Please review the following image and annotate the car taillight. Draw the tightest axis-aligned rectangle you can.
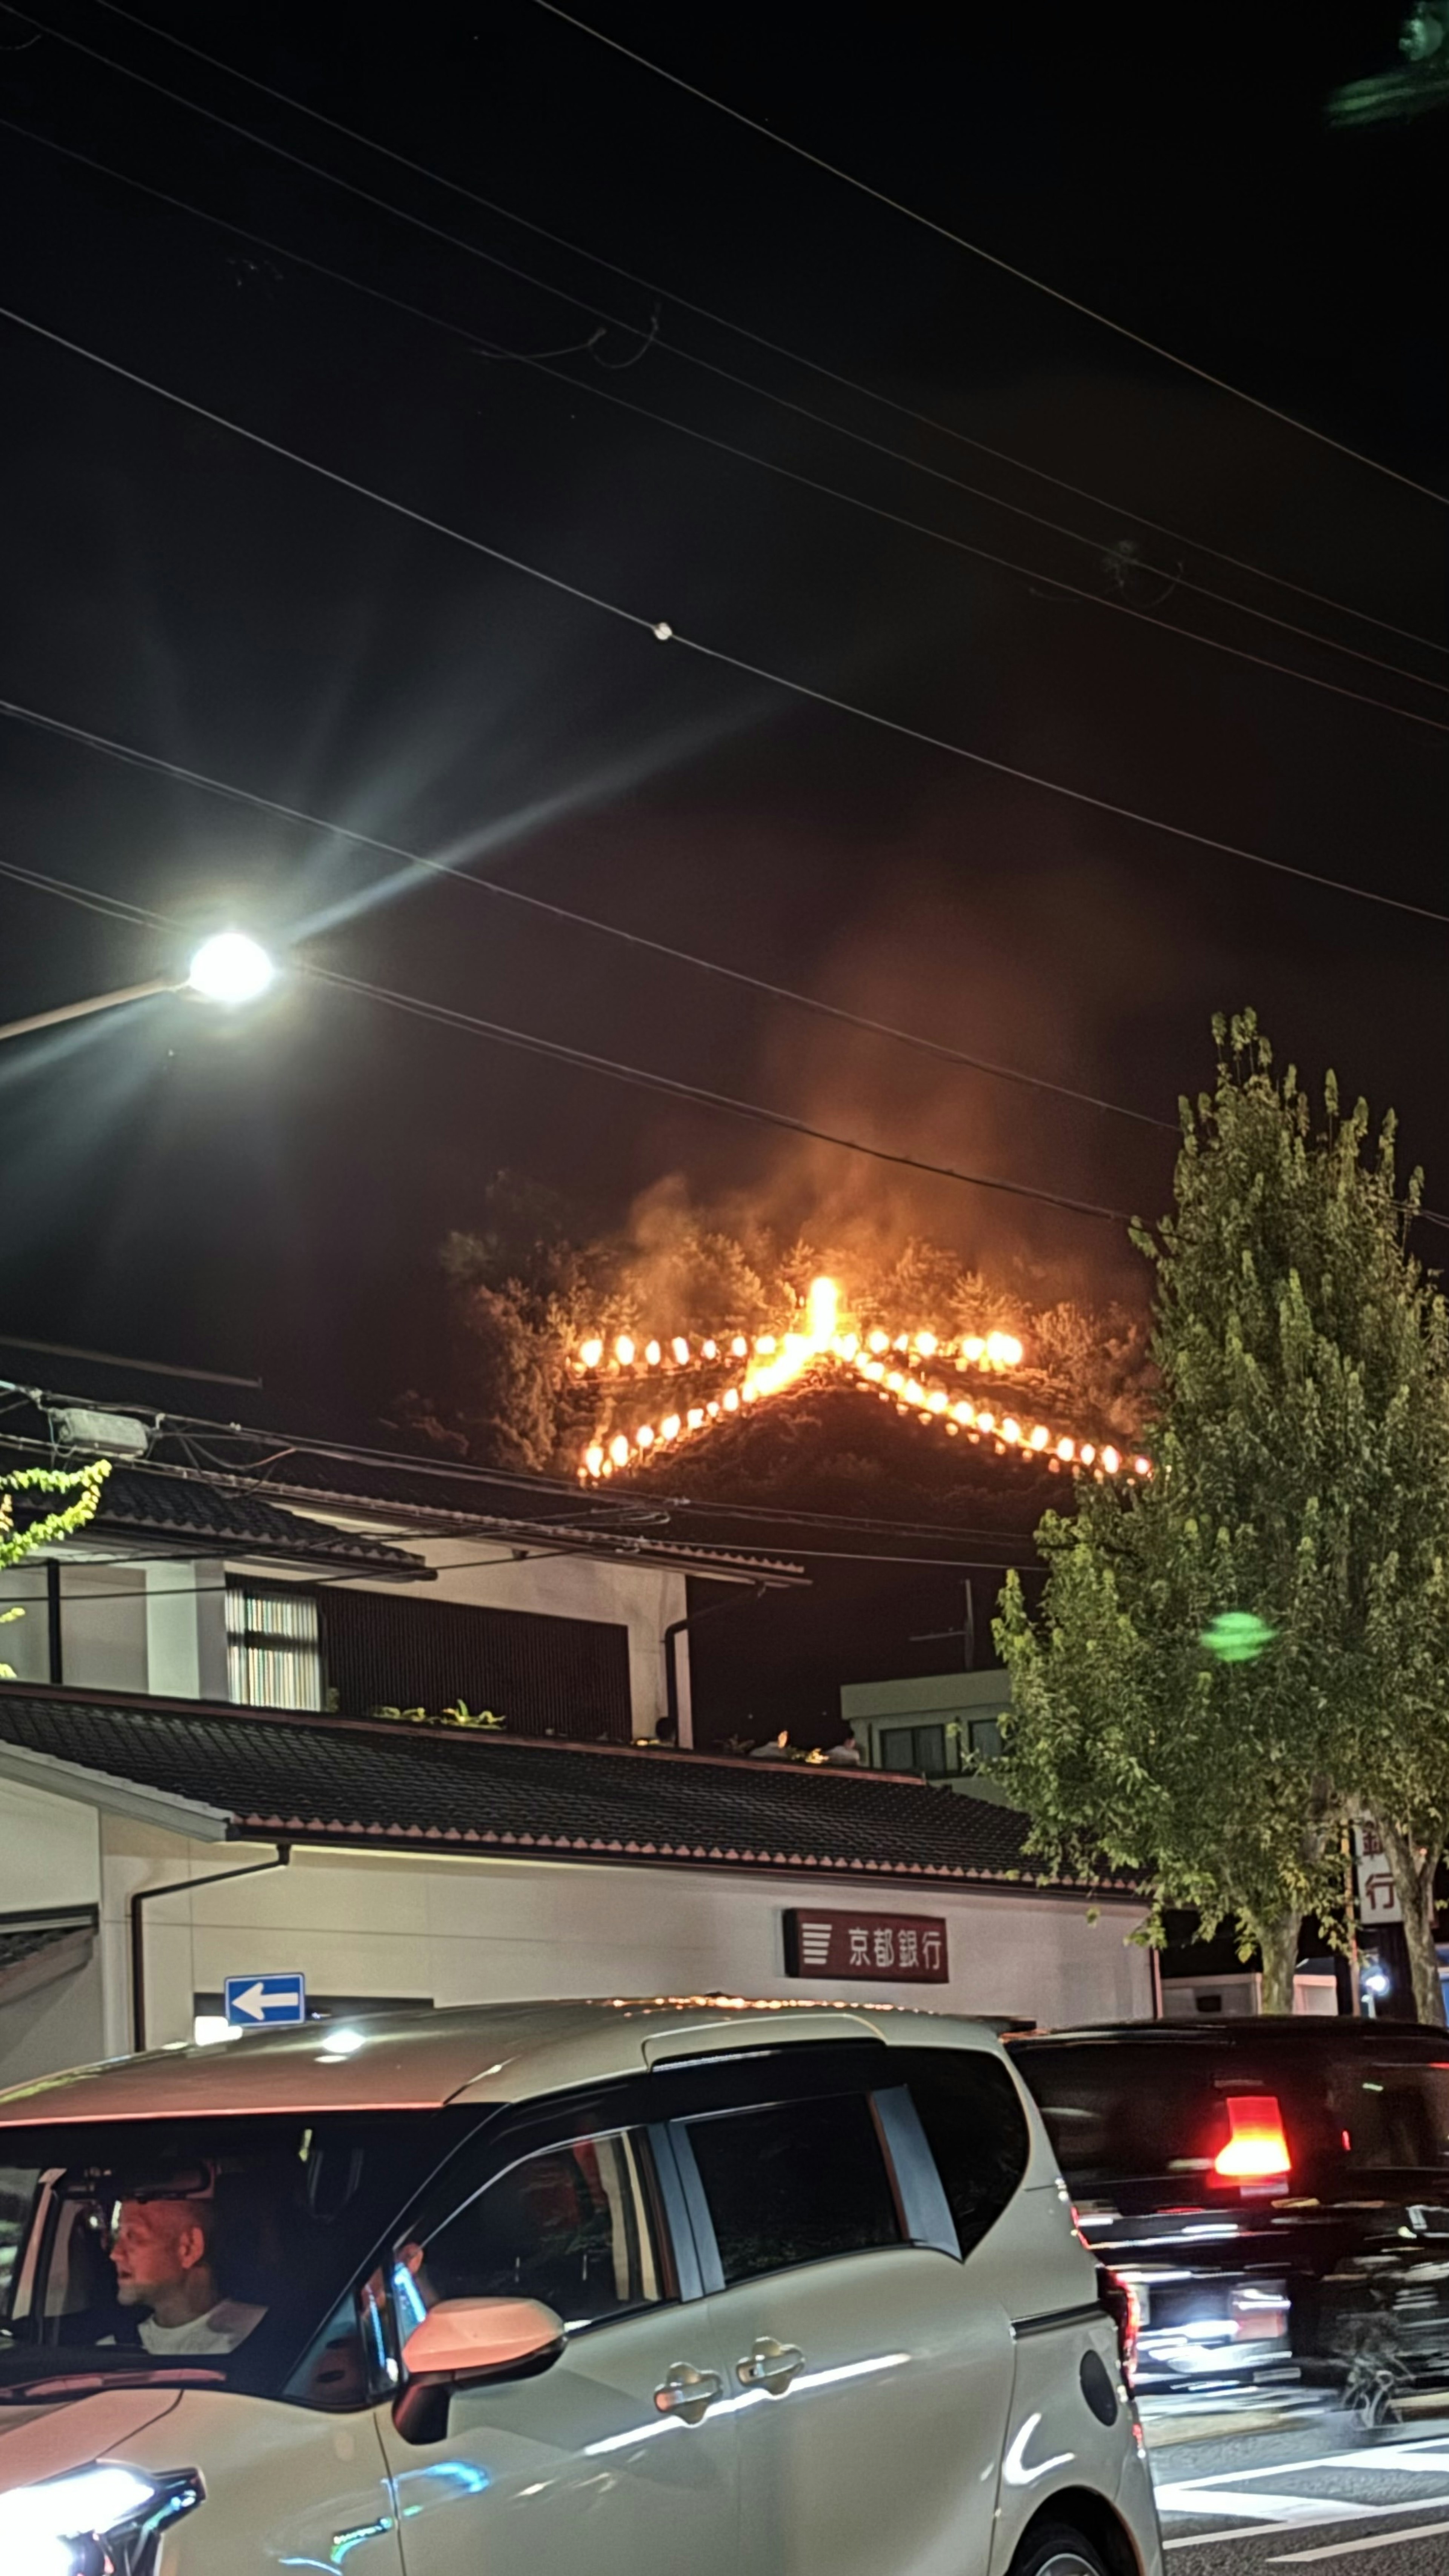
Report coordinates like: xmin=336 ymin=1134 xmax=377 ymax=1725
xmin=1212 ymin=2092 xmax=1291 ymax=2182
xmin=1098 ymin=2265 xmax=1140 ymax=2386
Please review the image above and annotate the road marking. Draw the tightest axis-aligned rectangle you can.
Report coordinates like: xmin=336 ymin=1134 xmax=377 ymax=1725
xmin=1157 ymin=2441 xmax=1449 ymax=2491
xmin=1268 ymin=2519 xmax=1449 ymax=2564
xmin=1314 ymin=2450 xmax=1449 ymax=2477
xmin=1165 ymin=2498 xmax=1449 ymax=2551
xmin=1157 ymin=2489 xmax=1375 ymax=2525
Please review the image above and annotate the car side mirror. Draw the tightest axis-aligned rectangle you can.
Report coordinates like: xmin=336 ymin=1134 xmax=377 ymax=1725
xmin=392 ymin=2296 xmax=566 ymax=2445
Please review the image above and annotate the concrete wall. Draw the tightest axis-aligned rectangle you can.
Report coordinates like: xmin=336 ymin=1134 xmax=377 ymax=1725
xmin=0 ymin=1773 xmax=106 ymax=2083
xmin=102 ymin=1824 xmax=1153 ymax=2064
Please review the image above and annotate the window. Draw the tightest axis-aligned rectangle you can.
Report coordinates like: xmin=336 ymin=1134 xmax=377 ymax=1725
xmin=1320 ymin=2052 xmax=1449 ymax=2171
xmin=964 ymin=1715 xmax=1002 ymax=1765
xmin=227 ymin=1581 xmax=323 ymax=1711
xmin=395 ymin=2132 xmax=664 ymax=2338
xmin=0 ymin=2111 xmax=469 ymax=2405
xmin=1012 ymin=2042 xmax=1233 ymax=2187
xmin=880 ymin=1722 xmax=948 ymax=1776
xmin=898 ymin=2049 xmax=1030 ymax=2255
xmin=685 ymin=2093 xmax=901 ymax=2287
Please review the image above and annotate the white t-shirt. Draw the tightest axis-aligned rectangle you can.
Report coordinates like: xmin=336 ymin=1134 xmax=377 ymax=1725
xmin=137 ymin=2300 xmax=267 ymax=2356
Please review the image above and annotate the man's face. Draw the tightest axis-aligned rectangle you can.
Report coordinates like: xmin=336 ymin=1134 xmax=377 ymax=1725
xmin=111 ymin=2198 xmax=207 ymax=2308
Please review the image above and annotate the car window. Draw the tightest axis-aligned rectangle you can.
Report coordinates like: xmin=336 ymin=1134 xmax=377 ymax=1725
xmin=394 ymin=2130 xmax=665 ymax=2337
xmin=685 ymin=2092 xmax=901 ymax=2287
xmin=1012 ymin=2043 xmax=1233 ymax=2186
xmin=895 ymin=2049 xmax=1030 ymax=2253
xmin=1320 ymin=2051 xmax=1449 ymax=2169
xmin=0 ymin=2112 xmax=466 ymax=2407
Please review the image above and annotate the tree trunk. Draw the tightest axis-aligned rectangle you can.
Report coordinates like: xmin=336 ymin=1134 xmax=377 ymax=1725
xmin=1259 ymin=1911 xmax=1300 ymax=2014
xmin=1372 ymin=1816 xmax=1447 ymax=2028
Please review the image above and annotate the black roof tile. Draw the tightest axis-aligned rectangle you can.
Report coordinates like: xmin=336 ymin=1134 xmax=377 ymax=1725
xmin=0 ymin=1686 xmax=1134 ymax=1895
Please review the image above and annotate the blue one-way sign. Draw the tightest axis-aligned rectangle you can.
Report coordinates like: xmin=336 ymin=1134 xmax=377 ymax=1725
xmin=224 ymin=1973 xmax=308 ymax=2028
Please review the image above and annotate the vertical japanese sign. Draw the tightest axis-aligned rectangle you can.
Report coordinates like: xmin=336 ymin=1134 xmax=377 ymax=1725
xmin=782 ymin=1909 xmax=949 ymax=1983
xmin=1353 ymin=1820 xmax=1403 ymax=1924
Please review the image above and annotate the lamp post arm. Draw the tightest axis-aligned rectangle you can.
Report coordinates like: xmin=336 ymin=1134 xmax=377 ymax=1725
xmin=0 ymin=975 xmax=179 ymax=1046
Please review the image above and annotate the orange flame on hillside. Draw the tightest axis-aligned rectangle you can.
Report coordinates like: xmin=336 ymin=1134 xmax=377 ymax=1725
xmin=575 ymin=1277 xmax=1147 ymax=1489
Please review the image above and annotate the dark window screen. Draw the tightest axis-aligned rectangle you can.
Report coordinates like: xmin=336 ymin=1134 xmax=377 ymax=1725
xmin=320 ymin=1587 xmax=632 ymax=1741
xmin=898 ymin=2048 xmax=1030 ymax=2253
xmin=687 ymin=2094 xmax=901 ymax=2285
xmin=1012 ymin=2043 xmax=1235 ymax=2186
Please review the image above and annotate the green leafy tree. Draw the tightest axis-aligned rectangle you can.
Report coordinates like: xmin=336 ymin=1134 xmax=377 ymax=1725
xmin=1 ymin=1462 xmax=109 ymax=1673
xmin=997 ymin=1013 xmax=1449 ymax=2021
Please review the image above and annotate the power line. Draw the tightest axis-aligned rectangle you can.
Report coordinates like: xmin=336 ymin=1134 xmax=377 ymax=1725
xmin=307 ymin=961 xmax=1138 ymax=1225
xmin=2 ymin=1398 xmax=1054 ymax=1558
xmin=6 ymin=115 xmax=1444 ymax=718
xmin=0 ymin=810 xmax=1138 ymax=1223
xmin=69 ymin=4 xmax=1449 ymax=667
xmin=5 ymin=305 xmax=1449 ymax=942
xmin=0 ymin=694 xmax=1174 ymax=1133
xmin=531 ymin=0 xmax=1449 ymax=511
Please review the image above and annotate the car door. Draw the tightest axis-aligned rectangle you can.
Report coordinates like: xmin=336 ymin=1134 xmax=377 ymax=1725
xmin=671 ymin=2057 xmax=1020 ymax=2576
xmin=377 ymin=2110 xmax=738 ymax=2576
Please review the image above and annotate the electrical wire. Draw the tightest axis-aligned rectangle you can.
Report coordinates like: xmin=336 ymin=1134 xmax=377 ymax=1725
xmin=5 ymin=116 xmax=1443 ymax=719
xmin=4 ymin=305 xmax=1449 ymax=941
xmin=63 ymin=5 xmax=1449 ymax=666
xmin=531 ymin=0 xmax=1449 ymax=510
xmin=0 ymin=1392 xmax=1094 ymax=1550
xmin=7 ymin=701 xmax=1449 ymax=1243
xmin=0 ymin=692 xmax=1175 ymax=1133
xmin=307 ymin=960 xmax=1138 ymax=1225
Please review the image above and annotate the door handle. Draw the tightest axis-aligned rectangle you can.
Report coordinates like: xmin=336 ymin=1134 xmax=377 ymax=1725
xmin=654 ymin=2361 xmax=725 ymax=2424
xmin=736 ymin=2335 xmax=805 ymax=2395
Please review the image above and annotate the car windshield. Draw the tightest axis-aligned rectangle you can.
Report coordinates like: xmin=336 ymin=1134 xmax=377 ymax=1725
xmin=0 ymin=2111 xmax=479 ymax=2406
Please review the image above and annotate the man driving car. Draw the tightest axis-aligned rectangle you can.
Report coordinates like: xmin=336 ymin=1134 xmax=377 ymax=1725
xmin=111 ymin=2182 xmax=266 ymax=2356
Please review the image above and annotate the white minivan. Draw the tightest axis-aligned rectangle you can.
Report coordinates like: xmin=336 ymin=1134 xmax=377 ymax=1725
xmin=0 ymin=2000 xmax=1160 ymax=2576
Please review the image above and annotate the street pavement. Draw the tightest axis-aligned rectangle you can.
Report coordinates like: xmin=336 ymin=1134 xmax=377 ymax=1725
xmin=1146 ymin=2403 xmax=1449 ymax=2576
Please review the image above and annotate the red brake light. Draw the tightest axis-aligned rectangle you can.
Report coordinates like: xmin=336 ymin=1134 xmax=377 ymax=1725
xmin=1212 ymin=2092 xmax=1291 ymax=2182
xmin=1098 ymin=2265 xmax=1140 ymax=2384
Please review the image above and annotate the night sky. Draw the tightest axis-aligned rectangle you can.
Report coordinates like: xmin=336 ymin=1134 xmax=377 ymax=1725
xmin=2 ymin=2 xmax=1445 ymax=1481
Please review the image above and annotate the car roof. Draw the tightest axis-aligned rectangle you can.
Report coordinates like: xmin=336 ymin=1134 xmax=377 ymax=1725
xmin=0 ymin=1998 xmax=1010 ymax=2124
xmin=1009 ymin=2016 xmax=1437 ymax=2045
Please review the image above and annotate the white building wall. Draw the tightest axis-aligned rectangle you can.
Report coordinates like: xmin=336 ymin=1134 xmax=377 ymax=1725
xmin=100 ymin=1824 xmax=1152 ymax=2064
xmin=0 ymin=1773 xmax=106 ymax=2081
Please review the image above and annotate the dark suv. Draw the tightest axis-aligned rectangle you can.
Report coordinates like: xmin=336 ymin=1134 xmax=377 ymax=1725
xmin=1009 ymin=2019 xmax=1449 ymax=2418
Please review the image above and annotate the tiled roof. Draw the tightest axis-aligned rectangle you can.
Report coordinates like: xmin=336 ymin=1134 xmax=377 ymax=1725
xmin=3 ymin=1452 xmax=430 ymax=1578
xmin=0 ymin=1687 xmax=1136 ymax=1896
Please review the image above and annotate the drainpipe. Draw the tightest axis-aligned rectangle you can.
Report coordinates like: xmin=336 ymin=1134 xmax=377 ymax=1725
xmin=663 ymin=1585 xmax=767 ymax=1748
xmin=130 ymin=1844 xmax=291 ymax=2053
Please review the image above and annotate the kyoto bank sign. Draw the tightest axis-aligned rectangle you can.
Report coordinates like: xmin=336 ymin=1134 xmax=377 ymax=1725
xmin=782 ymin=1909 xmax=948 ymax=1984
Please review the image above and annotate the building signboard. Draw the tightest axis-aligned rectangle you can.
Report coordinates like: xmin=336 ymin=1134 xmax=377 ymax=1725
xmin=1353 ymin=1821 xmax=1403 ymax=1925
xmin=782 ymin=1907 xmax=948 ymax=1983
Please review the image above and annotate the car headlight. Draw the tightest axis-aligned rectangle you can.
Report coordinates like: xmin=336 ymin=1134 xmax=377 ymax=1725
xmin=0 ymin=2463 xmax=203 ymax=2576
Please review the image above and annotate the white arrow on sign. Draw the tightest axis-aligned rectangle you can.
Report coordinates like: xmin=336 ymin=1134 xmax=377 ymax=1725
xmin=229 ymin=1981 xmax=303 ymax=2021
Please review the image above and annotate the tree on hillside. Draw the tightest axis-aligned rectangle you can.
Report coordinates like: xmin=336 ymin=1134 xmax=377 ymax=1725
xmin=997 ymin=1013 xmax=1449 ymax=2021
xmin=1 ymin=1461 xmax=109 ymax=1673
xmin=401 ymin=1178 xmax=1152 ymax=1493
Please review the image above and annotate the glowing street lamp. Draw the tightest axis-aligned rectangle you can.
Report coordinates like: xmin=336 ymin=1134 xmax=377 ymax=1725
xmin=0 ymin=931 xmax=277 ymax=1046
xmin=185 ymin=932 xmax=275 ymax=1005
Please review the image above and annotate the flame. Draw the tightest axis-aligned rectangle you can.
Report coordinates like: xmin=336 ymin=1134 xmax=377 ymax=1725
xmin=574 ymin=1275 xmax=1147 ymax=1487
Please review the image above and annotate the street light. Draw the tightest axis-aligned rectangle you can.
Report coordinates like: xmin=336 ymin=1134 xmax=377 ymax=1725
xmin=0 ymin=932 xmax=277 ymax=1046
xmin=185 ymin=932 xmax=275 ymax=1005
